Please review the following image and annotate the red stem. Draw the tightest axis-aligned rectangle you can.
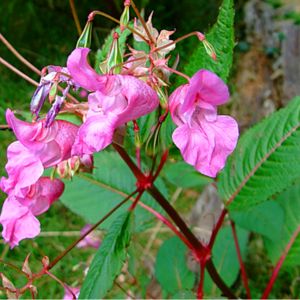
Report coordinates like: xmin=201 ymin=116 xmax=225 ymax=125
xmin=112 ymin=143 xmax=237 ymax=299
xmin=261 ymin=225 xmax=300 ymax=299
xmin=48 ymin=189 xmax=137 ymax=269
xmin=209 ymin=208 xmax=228 ymax=248
xmin=230 ymin=221 xmax=251 ymax=299
xmin=197 ymin=264 xmax=206 ymax=299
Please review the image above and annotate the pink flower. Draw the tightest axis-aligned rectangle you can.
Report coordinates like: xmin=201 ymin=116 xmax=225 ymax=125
xmin=1 ymin=110 xmax=77 ymax=195
xmin=63 ymin=285 xmax=80 ymax=300
xmin=77 ymin=224 xmax=101 ymax=249
xmin=0 ymin=177 xmax=64 ymax=248
xmin=0 ymin=197 xmax=40 ymax=248
xmin=67 ymin=48 xmax=159 ymax=155
xmin=169 ymin=70 xmax=239 ymax=177
xmin=6 ymin=109 xmax=78 ymax=168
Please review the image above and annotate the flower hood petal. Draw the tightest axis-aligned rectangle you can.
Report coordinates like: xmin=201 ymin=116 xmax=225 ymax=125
xmin=181 ymin=70 xmax=230 ymax=114
xmin=67 ymin=48 xmax=108 ymax=91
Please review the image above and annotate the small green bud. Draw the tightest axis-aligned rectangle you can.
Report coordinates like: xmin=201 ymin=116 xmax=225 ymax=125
xmin=76 ymin=20 xmax=93 ymax=48
xmin=107 ymin=32 xmax=123 ymax=74
xmin=120 ymin=5 xmax=130 ymax=32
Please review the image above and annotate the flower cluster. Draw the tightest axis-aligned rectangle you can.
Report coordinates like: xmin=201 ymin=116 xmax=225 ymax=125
xmin=0 ymin=8 xmax=238 ymax=249
xmin=0 ymin=110 xmax=77 ymax=247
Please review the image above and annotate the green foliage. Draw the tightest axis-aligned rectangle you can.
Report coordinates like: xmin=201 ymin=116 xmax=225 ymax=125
xmin=264 ymin=184 xmax=300 ymax=268
xmin=219 ymin=97 xmax=300 ymax=211
xmin=60 ymin=151 xmax=168 ymax=231
xmin=204 ymin=226 xmax=248 ymax=296
xmin=230 ymin=201 xmax=284 ymax=241
xmin=178 ymin=0 xmax=234 ymax=83
xmin=163 ymin=161 xmax=212 ymax=188
xmin=79 ymin=212 xmax=133 ymax=299
xmin=154 ymin=236 xmax=195 ymax=295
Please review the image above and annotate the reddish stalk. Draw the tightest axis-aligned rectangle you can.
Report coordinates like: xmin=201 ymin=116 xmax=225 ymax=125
xmin=47 ymin=189 xmax=138 ymax=270
xmin=138 ymin=198 xmax=193 ymax=250
xmin=129 ymin=0 xmax=155 ymax=45
xmin=0 ymin=33 xmax=41 ymax=75
xmin=161 ymin=65 xmax=190 ymax=83
xmin=209 ymin=208 xmax=228 ymax=248
xmin=153 ymin=31 xmax=203 ymax=54
xmin=0 ymin=34 xmax=79 ymax=104
xmin=0 ymin=57 xmax=39 ymax=87
xmin=197 ymin=264 xmax=206 ymax=299
xmin=129 ymin=191 xmax=144 ymax=211
xmin=261 ymin=225 xmax=300 ymax=299
xmin=112 ymin=143 xmax=237 ymax=299
xmin=230 ymin=221 xmax=251 ymax=299
xmin=90 ymin=11 xmax=147 ymax=42
xmin=152 ymin=150 xmax=169 ymax=182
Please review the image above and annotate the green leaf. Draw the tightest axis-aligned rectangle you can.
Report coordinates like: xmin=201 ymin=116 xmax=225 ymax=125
xmin=163 ymin=161 xmax=212 ymax=188
xmin=230 ymin=201 xmax=284 ymax=241
xmin=60 ymin=151 xmax=168 ymax=231
xmin=155 ymin=236 xmax=195 ymax=295
xmin=55 ymin=113 xmax=82 ymax=126
xmin=219 ymin=97 xmax=300 ymax=211
xmin=179 ymin=0 xmax=234 ymax=83
xmin=264 ymin=184 xmax=300 ymax=268
xmin=204 ymin=226 xmax=248 ymax=296
xmin=79 ymin=212 xmax=133 ymax=299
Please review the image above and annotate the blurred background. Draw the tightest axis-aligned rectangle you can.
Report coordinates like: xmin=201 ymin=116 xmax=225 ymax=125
xmin=0 ymin=0 xmax=300 ymax=298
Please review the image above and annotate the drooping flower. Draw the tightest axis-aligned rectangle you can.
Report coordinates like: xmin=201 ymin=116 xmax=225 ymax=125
xmin=0 ymin=177 xmax=64 ymax=248
xmin=6 ymin=109 xmax=78 ymax=167
xmin=169 ymin=69 xmax=239 ymax=177
xmin=67 ymin=47 xmax=159 ymax=155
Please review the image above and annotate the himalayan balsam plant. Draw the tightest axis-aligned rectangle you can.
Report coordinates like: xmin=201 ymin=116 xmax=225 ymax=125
xmin=0 ymin=0 xmax=300 ymax=299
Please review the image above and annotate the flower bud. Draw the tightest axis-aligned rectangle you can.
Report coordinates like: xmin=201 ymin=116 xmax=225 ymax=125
xmin=76 ymin=20 xmax=93 ymax=48
xmin=120 ymin=0 xmax=130 ymax=32
xmin=196 ymin=32 xmax=217 ymax=60
xmin=107 ymin=32 xmax=123 ymax=74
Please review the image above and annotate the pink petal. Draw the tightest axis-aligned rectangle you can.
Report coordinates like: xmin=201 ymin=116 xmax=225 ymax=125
xmin=87 ymin=90 xmax=127 ymax=119
xmin=199 ymin=115 xmax=239 ymax=177
xmin=6 ymin=109 xmax=58 ymax=149
xmin=172 ymin=124 xmax=214 ymax=177
xmin=1 ymin=142 xmax=44 ymax=195
xmin=6 ymin=110 xmax=78 ymax=168
xmin=71 ymin=115 xmax=117 ymax=156
xmin=77 ymin=224 xmax=101 ymax=249
xmin=67 ymin=48 xmax=107 ymax=91
xmin=172 ymin=114 xmax=238 ymax=177
xmin=181 ymin=70 xmax=230 ymax=114
xmin=63 ymin=286 xmax=80 ymax=300
xmin=19 ymin=177 xmax=64 ymax=215
xmin=0 ymin=197 xmax=40 ymax=248
xmin=114 ymin=75 xmax=159 ymax=126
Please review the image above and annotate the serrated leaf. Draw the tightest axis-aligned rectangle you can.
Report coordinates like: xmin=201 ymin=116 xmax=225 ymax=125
xmin=60 ymin=151 xmax=168 ymax=231
xmin=204 ymin=226 xmax=248 ymax=296
xmin=230 ymin=201 xmax=284 ymax=241
xmin=219 ymin=97 xmax=300 ymax=211
xmin=79 ymin=212 xmax=133 ymax=299
xmin=163 ymin=161 xmax=212 ymax=188
xmin=179 ymin=0 xmax=234 ymax=83
xmin=155 ymin=236 xmax=195 ymax=295
xmin=264 ymin=184 xmax=300 ymax=268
